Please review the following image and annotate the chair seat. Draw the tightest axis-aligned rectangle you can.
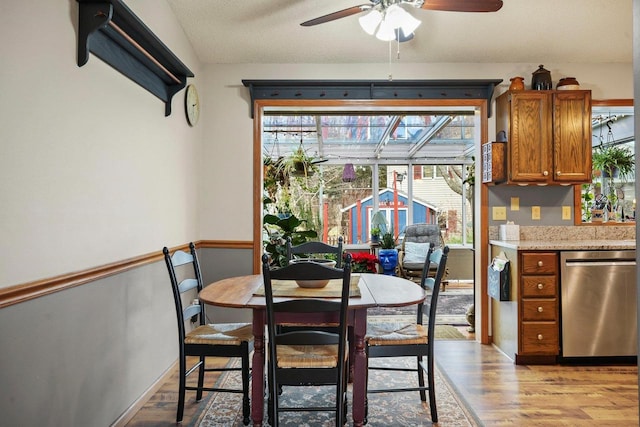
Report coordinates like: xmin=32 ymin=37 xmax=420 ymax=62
xmin=402 ymin=261 xmax=426 ymax=271
xmin=276 ymin=344 xmax=341 ymax=368
xmin=185 ymin=322 xmax=253 ymax=346
xmin=366 ymin=321 xmax=428 ymax=346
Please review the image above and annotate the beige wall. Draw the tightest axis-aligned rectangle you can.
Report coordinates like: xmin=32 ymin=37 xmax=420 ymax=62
xmin=0 ymin=0 xmax=203 ymax=288
xmin=199 ymin=62 xmax=633 ymax=241
xmin=1 ymin=0 xmax=632 ymax=290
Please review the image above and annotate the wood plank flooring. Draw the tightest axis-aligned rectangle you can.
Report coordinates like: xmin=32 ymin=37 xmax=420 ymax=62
xmin=436 ymin=341 xmax=638 ymax=426
xmin=126 ymin=339 xmax=638 ymax=426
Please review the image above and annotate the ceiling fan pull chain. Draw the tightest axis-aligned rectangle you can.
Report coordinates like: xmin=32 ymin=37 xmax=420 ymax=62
xmin=388 ymin=40 xmax=393 ymax=81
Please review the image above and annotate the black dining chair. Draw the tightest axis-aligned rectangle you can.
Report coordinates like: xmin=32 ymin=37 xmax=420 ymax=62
xmin=286 ymin=236 xmax=344 ymax=267
xmin=365 ymin=244 xmax=449 ymax=423
xmin=261 ymin=253 xmax=352 ymax=426
xmin=163 ymin=243 xmax=253 ymax=424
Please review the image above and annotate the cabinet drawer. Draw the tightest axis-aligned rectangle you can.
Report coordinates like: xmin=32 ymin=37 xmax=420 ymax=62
xmin=521 ymin=322 xmax=559 ymax=354
xmin=522 ymin=299 xmax=557 ymax=321
xmin=521 ymin=275 xmax=557 ymax=297
xmin=521 ymin=252 xmax=558 ymax=274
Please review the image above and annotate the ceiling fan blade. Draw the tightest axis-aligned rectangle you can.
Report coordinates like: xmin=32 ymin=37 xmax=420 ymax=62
xmin=420 ymin=0 xmax=503 ymax=13
xmin=300 ymin=4 xmax=372 ymax=27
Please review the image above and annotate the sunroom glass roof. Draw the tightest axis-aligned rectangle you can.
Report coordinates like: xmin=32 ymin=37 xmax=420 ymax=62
xmin=262 ymin=113 xmax=476 ymax=164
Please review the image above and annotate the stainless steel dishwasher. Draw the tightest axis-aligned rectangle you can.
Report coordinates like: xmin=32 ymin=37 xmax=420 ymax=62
xmin=560 ymin=250 xmax=637 ymax=358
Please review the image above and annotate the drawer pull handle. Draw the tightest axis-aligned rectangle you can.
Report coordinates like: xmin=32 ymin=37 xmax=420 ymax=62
xmin=537 ymin=261 xmax=543 ymax=267
xmin=537 ymin=334 xmax=544 ymax=340
xmin=537 ymin=306 xmax=543 ymax=312
xmin=543 ymin=171 xmax=549 ymax=176
xmin=537 ymin=283 xmax=544 ymax=290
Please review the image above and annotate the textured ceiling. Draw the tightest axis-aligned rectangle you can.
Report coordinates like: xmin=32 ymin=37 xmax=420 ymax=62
xmin=167 ymin=0 xmax=632 ymax=65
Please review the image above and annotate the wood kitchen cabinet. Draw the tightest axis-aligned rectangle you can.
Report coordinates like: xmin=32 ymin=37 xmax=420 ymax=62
xmin=495 ymin=90 xmax=592 ymax=185
xmin=490 ymin=245 xmax=560 ymax=365
xmin=517 ymin=251 xmax=559 ymax=364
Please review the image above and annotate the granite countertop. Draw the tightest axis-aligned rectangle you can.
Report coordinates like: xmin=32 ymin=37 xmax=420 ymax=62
xmin=489 ymin=226 xmax=636 ymax=250
xmin=489 ymin=239 xmax=636 ymax=251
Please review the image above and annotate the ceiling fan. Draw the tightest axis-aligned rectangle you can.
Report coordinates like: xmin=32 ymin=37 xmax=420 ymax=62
xmin=301 ymin=0 xmax=503 ymax=38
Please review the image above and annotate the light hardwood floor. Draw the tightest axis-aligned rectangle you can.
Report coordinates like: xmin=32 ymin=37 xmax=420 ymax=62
xmin=126 ymin=338 xmax=638 ymax=426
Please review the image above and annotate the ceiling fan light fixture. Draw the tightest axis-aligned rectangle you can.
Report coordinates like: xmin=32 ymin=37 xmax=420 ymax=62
xmin=375 ymin=17 xmax=396 ymax=41
xmin=398 ymin=10 xmax=421 ymax=35
xmin=383 ymin=4 xmax=405 ymax=28
xmin=358 ymin=9 xmax=382 ymax=35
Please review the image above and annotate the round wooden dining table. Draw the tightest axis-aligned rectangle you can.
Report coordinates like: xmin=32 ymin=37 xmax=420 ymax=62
xmin=199 ymin=272 xmax=425 ymax=427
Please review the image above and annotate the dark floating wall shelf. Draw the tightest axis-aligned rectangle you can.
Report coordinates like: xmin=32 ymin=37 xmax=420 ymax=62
xmin=242 ymin=79 xmax=503 ymax=118
xmin=77 ymin=0 xmax=194 ymax=116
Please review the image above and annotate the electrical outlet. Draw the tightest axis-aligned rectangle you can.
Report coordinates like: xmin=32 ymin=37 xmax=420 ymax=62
xmin=511 ymin=197 xmax=520 ymax=211
xmin=562 ymin=206 xmax=571 ymax=220
xmin=493 ymin=206 xmax=507 ymax=220
xmin=531 ymin=206 xmax=541 ymax=220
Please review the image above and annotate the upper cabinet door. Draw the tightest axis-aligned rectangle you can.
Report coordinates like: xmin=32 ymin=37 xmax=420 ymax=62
xmin=496 ymin=90 xmax=592 ymax=185
xmin=498 ymin=91 xmax=553 ymax=183
xmin=552 ymin=91 xmax=592 ymax=183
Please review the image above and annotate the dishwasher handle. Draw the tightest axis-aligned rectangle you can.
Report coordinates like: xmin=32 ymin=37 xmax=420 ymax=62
xmin=565 ymin=260 xmax=636 ymax=267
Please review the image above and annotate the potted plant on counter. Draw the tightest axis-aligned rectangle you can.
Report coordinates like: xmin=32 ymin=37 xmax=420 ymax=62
xmin=378 ymin=232 xmax=398 ymax=276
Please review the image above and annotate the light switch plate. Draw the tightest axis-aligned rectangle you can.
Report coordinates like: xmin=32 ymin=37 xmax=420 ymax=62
xmin=511 ymin=197 xmax=520 ymax=211
xmin=531 ymin=206 xmax=541 ymax=220
xmin=562 ymin=206 xmax=571 ymax=220
xmin=493 ymin=206 xmax=507 ymax=220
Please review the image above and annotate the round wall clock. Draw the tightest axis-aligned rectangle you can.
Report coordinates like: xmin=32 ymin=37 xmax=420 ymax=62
xmin=185 ymin=84 xmax=199 ymax=126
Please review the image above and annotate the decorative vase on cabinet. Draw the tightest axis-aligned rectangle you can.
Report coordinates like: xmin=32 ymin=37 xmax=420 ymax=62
xmin=509 ymin=76 xmax=525 ymax=90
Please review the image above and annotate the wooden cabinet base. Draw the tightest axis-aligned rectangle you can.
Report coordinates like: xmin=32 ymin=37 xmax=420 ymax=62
xmin=515 ymin=354 xmax=558 ymax=365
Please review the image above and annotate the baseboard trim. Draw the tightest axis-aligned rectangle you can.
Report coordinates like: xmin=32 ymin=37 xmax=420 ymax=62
xmin=110 ymin=360 xmax=178 ymax=427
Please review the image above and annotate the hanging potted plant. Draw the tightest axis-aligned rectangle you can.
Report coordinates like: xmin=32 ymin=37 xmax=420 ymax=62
xmin=592 ymin=143 xmax=634 ymax=221
xmin=592 ymin=144 xmax=635 ymax=180
xmin=378 ymin=232 xmax=398 ymax=276
xmin=281 ymin=144 xmax=318 ymax=178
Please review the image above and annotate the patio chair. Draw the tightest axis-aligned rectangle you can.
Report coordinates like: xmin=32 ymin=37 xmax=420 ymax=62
xmin=163 ymin=243 xmax=253 ymax=424
xmin=397 ymin=223 xmax=447 ymax=287
xmin=261 ymin=253 xmax=352 ymax=426
xmin=365 ymin=244 xmax=450 ymax=423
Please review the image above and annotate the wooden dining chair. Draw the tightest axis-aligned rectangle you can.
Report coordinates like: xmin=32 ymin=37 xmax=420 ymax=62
xmin=365 ymin=244 xmax=449 ymax=423
xmin=286 ymin=236 xmax=344 ymax=267
xmin=261 ymin=253 xmax=352 ymax=426
xmin=163 ymin=243 xmax=253 ymax=424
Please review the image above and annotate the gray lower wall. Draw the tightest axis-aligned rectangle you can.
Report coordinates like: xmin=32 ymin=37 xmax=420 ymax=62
xmin=199 ymin=247 xmax=255 ymax=323
xmin=445 ymin=247 xmax=474 ymax=281
xmin=0 ymin=246 xmax=254 ymax=427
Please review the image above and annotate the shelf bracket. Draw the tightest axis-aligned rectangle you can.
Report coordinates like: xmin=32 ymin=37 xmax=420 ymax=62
xmin=77 ymin=0 xmax=194 ymax=116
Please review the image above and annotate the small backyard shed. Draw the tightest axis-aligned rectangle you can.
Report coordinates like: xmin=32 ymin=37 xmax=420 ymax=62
xmin=341 ymin=189 xmax=438 ymax=244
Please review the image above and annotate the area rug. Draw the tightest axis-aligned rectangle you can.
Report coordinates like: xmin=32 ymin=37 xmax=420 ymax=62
xmin=368 ymin=288 xmax=474 ymax=326
xmin=197 ymin=356 xmax=480 ymax=426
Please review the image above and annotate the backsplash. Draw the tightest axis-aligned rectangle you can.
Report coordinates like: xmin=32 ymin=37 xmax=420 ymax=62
xmin=489 ymin=225 xmax=636 ymax=241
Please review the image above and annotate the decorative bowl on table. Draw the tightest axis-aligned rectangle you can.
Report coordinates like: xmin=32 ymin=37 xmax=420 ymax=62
xmin=288 ymin=258 xmax=337 ymax=288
